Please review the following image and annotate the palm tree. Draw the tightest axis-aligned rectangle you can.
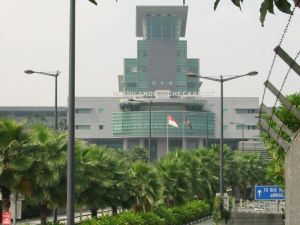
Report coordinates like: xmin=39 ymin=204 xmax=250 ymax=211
xmin=157 ymin=151 xmax=192 ymax=207
xmin=0 ymin=118 xmax=32 ymax=212
xmin=99 ymin=149 xmax=135 ymax=215
xmin=25 ymin=124 xmax=67 ymax=225
xmin=192 ymin=147 xmax=219 ymax=199
xmin=129 ymin=161 xmax=160 ymax=212
xmin=75 ymin=143 xmax=113 ymax=217
xmin=190 ymin=148 xmax=219 ymax=199
xmin=124 ymin=146 xmax=149 ymax=163
xmin=75 ymin=143 xmax=133 ymax=217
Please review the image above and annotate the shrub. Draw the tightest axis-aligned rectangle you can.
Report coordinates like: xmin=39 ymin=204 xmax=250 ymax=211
xmin=140 ymin=212 xmax=165 ymax=225
xmin=116 ymin=211 xmax=145 ymax=225
xmin=79 ymin=200 xmax=212 ymax=225
xmin=153 ymin=206 xmax=177 ymax=225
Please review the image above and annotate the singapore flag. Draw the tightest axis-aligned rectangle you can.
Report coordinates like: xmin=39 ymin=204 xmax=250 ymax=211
xmin=167 ymin=115 xmax=179 ymax=128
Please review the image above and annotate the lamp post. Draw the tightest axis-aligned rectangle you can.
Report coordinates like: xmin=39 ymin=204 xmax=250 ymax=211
xmin=190 ymin=113 xmax=209 ymax=148
xmin=25 ymin=69 xmax=61 ymax=221
xmin=128 ymin=98 xmax=152 ymax=163
xmin=68 ymin=1 xmax=76 ymax=224
xmin=24 ymin=70 xmax=60 ymax=130
xmin=187 ymin=71 xmax=258 ymax=196
xmin=230 ymin=122 xmax=245 ymax=151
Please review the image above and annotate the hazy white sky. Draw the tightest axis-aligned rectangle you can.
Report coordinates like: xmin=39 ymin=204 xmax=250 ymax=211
xmin=0 ymin=0 xmax=299 ymax=107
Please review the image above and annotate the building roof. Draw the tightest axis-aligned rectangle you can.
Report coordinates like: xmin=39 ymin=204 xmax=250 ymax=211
xmin=136 ymin=6 xmax=188 ymax=37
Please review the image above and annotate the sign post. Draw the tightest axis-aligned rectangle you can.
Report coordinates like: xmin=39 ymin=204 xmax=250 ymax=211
xmin=2 ymin=211 xmax=11 ymax=225
xmin=255 ymin=185 xmax=285 ymax=201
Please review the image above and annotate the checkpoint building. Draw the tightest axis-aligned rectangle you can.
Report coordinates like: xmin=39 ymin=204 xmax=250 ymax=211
xmin=73 ymin=6 xmax=261 ymax=160
xmin=0 ymin=6 xmax=264 ymax=161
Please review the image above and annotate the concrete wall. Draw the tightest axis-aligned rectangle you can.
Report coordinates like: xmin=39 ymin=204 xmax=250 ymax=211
xmin=74 ymin=97 xmax=260 ymax=140
xmin=227 ymin=212 xmax=283 ymax=225
xmin=201 ymin=97 xmax=259 ymax=139
xmin=75 ymin=97 xmax=122 ymax=139
xmin=285 ymin=131 xmax=300 ymax=225
xmin=157 ymin=138 xmax=167 ymax=159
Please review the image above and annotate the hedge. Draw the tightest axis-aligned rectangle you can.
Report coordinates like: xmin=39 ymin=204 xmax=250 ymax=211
xmin=79 ymin=200 xmax=211 ymax=225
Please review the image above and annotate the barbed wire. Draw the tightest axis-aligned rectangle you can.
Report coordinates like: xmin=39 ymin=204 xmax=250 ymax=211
xmin=274 ymin=50 xmax=300 ymax=145
xmin=259 ymin=0 xmax=300 ymax=151
xmin=259 ymin=1 xmax=299 ymax=126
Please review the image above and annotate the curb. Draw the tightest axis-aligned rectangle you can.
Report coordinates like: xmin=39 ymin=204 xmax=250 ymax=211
xmin=185 ymin=215 xmax=212 ymax=225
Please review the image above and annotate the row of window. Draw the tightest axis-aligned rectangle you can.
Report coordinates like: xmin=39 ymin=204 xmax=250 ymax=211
xmin=223 ymin=124 xmax=258 ymax=130
xmin=75 ymin=108 xmax=104 ymax=114
xmin=152 ymin=80 xmax=173 ymax=86
xmin=235 ymin=108 xmax=258 ymax=114
xmin=236 ymin=125 xmax=258 ymax=130
xmin=145 ymin=16 xmax=181 ymax=40
xmin=137 ymin=49 xmax=187 ymax=59
xmin=76 ymin=124 xmax=257 ymax=131
xmin=126 ymin=65 xmax=198 ymax=74
xmin=126 ymin=65 xmax=147 ymax=73
xmin=75 ymin=125 xmax=103 ymax=130
xmin=221 ymin=108 xmax=259 ymax=114
xmin=127 ymin=80 xmax=192 ymax=88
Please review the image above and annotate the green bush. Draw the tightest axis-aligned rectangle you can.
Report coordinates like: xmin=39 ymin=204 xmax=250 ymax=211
xmin=153 ymin=206 xmax=177 ymax=225
xmin=172 ymin=200 xmax=211 ymax=224
xmin=139 ymin=212 xmax=164 ymax=225
xmin=79 ymin=200 xmax=212 ymax=225
xmin=116 ymin=212 xmax=145 ymax=225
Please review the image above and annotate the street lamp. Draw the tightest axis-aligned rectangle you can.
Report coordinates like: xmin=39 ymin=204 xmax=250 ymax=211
xmin=68 ymin=1 xmax=76 ymax=224
xmin=230 ymin=122 xmax=245 ymax=151
xmin=128 ymin=98 xmax=152 ymax=163
xmin=24 ymin=69 xmax=60 ymax=130
xmin=187 ymin=71 xmax=258 ymax=196
xmin=190 ymin=113 xmax=209 ymax=148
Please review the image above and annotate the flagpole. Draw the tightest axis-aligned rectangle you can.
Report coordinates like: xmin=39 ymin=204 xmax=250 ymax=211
xmin=182 ymin=115 xmax=185 ymax=150
xmin=167 ymin=115 xmax=169 ymax=154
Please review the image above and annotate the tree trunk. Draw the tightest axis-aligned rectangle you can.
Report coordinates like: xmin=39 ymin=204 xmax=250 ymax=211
xmin=39 ymin=203 xmax=49 ymax=225
xmin=1 ymin=185 xmax=11 ymax=212
xmin=112 ymin=206 xmax=118 ymax=215
xmin=53 ymin=208 xmax=58 ymax=222
xmin=90 ymin=208 xmax=98 ymax=218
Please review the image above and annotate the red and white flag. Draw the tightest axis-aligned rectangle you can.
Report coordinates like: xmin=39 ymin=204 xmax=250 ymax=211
xmin=167 ymin=115 xmax=179 ymax=128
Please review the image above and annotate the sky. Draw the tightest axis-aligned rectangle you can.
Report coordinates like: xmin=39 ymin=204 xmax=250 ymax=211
xmin=0 ymin=0 xmax=299 ymax=107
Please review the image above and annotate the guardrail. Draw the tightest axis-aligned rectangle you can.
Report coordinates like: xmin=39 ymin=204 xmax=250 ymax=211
xmin=234 ymin=200 xmax=285 ymax=214
xmin=17 ymin=208 xmax=116 ymax=225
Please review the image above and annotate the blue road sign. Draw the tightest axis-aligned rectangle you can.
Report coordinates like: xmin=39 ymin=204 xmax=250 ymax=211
xmin=255 ymin=185 xmax=285 ymax=200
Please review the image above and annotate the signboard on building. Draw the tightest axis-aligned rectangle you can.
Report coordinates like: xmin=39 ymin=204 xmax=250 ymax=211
xmin=2 ymin=211 xmax=11 ymax=225
xmin=255 ymin=185 xmax=285 ymax=200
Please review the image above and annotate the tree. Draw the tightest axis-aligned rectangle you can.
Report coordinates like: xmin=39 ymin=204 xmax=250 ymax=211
xmin=75 ymin=142 xmax=110 ymax=217
xmin=193 ymin=147 xmax=220 ymax=199
xmin=75 ymin=143 xmax=133 ymax=217
xmin=124 ymin=146 xmax=149 ymax=163
xmin=0 ymin=118 xmax=32 ymax=212
xmin=214 ymin=0 xmax=296 ymax=25
xmin=129 ymin=161 xmax=160 ymax=212
xmin=261 ymin=93 xmax=300 ymax=187
xmin=157 ymin=152 xmax=192 ymax=207
xmin=26 ymin=124 xmax=67 ymax=225
xmin=232 ymin=151 xmax=267 ymax=198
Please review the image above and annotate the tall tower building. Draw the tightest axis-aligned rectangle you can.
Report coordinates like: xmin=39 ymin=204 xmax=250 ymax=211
xmin=119 ymin=6 xmax=200 ymax=95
